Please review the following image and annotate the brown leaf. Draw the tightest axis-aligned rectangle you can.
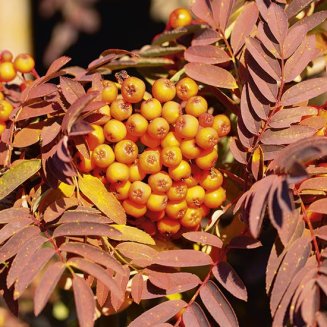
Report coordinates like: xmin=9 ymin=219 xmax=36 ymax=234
xmin=25 ymin=83 xmax=58 ymax=101
xmin=183 ymin=302 xmax=211 ymax=327
xmin=0 ymin=207 xmax=31 ymax=224
xmin=41 ymin=122 xmax=61 ymax=147
xmin=231 ymin=2 xmax=259 ymax=54
xmin=229 ymin=138 xmax=247 ymax=164
xmin=183 ymin=231 xmax=223 ymax=248
xmin=184 ymin=45 xmax=230 ymax=64
xmin=292 ymin=10 xmax=327 ymax=33
xmin=34 ymin=262 xmax=65 ymax=316
xmin=200 ymin=280 xmax=239 ymax=327
xmin=58 ymin=209 xmax=112 ymax=224
xmin=212 ymin=262 xmax=247 ymax=301
xmin=257 ymin=22 xmax=280 ymax=59
xmin=44 ymin=197 xmax=78 ymax=222
xmin=14 ymin=247 xmax=56 ymax=299
xmin=309 ymin=198 xmax=327 ymax=215
xmin=282 ymin=24 xmax=308 ymax=59
xmin=46 ymin=56 xmax=71 ymax=76
xmin=131 ymin=273 xmax=144 ymax=304
xmin=299 ymin=177 xmax=327 ymax=192
xmin=192 ymin=28 xmax=220 ymax=46
xmin=53 ymin=222 xmax=121 ymax=239
xmin=315 ymin=226 xmax=327 ymax=241
xmin=0 ymin=219 xmax=32 ymax=245
xmin=266 ymin=3 xmax=288 ymax=45
xmin=129 ymin=300 xmax=187 ymax=327
xmin=60 ymin=76 xmax=86 ymax=105
xmin=191 ymin=0 xmax=215 ymax=26
xmin=285 ymin=0 xmax=314 ymax=18
xmin=72 ymin=275 xmax=96 ymax=327
xmin=153 ymin=249 xmax=213 ymax=267
xmin=78 ymin=174 xmax=126 ymax=224
xmin=185 ymin=63 xmax=237 ymax=89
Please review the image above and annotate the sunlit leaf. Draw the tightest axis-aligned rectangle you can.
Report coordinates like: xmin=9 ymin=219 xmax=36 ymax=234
xmin=184 ymin=45 xmax=230 ymax=64
xmin=60 ymin=76 xmax=85 ymax=105
xmin=109 ymin=225 xmax=155 ymax=245
xmin=266 ymin=3 xmax=288 ymax=45
xmin=309 ymin=198 xmax=327 ymax=215
xmin=183 ymin=231 xmax=223 ymax=248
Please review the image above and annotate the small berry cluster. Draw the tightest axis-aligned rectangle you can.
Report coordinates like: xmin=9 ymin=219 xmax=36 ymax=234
xmin=76 ymin=75 xmax=231 ymax=237
xmin=0 ymin=50 xmax=35 ymax=83
xmin=0 ymin=92 xmax=13 ymax=136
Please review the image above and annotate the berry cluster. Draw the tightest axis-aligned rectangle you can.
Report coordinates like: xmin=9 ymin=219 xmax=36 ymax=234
xmin=0 ymin=93 xmax=13 ymax=137
xmin=0 ymin=50 xmax=35 ymax=83
xmin=76 ymin=74 xmax=231 ymax=237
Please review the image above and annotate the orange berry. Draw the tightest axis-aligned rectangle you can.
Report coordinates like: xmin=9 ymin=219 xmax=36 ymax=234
xmin=199 ymin=168 xmax=223 ymax=191
xmin=129 ymin=162 xmax=146 ymax=182
xmin=110 ymin=180 xmax=131 ymax=200
xmin=86 ymin=124 xmax=105 ymax=150
xmin=140 ymin=98 xmax=162 ymax=120
xmin=114 ymin=140 xmax=138 ymax=164
xmin=0 ymin=100 xmax=13 ymax=121
xmin=195 ymin=127 xmax=219 ymax=149
xmin=198 ymin=112 xmax=214 ymax=127
xmin=213 ymin=114 xmax=231 ymax=137
xmin=0 ymin=121 xmax=6 ymax=134
xmin=152 ymin=78 xmax=176 ymax=103
xmin=161 ymin=146 xmax=183 ymax=167
xmin=184 ymin=175 xmax=198 ymax=188
xmin=126 ymin=113 xmax=148 ymax=137
xmin=139 ymin=219 xmax=157 ymax=236
xmin=75 ymin=151 xmax=95 ymax=173
xmin=167 ymin=181 xmax=188 ymax=201
xmin=146 ymin=210 xmax=165 ymax=221
xmin=138 ymin=149 xmax=162 ymax=174
xmin=162 ymin=101 xmax=181 ymax=124
xmin=147 ymin=117 xmax=169 ymax=139
xmin=148 ymin=171 xmax=173 ymax=193
xmin=175 ymin=114 xmax=199 ymax=139
xmin=180 ymin=139 xmax=202 ymax=159
xmin=161 ymin=131 xmax=181 ymax=148
xmin=121 ymin=76 xmax=145 ymax=103
xmin=91 ymin=144 xmax=115 ymax=168
xmin=195 ymin=148 xmax=218 ymax=170
xmin=13 ymin=53 xmax=35 ymax=73
xmin=180 ymin=207 xmax=202 ymax=228
xmin=203 ymin=187 xmax=226 ymax=208
xmin=102 ymin=80 xmax=118 ymax=103
xmin=199 ymin=204 xmax=210 ymax=217
xmin=176 ymin=77 xmax=198 ymax=101
xmin=110 ymin=98 xmax=132 ymax=121
xmin=168 ymin=160 xmax=191 ymax=181
xmin=104 ymin=119 xmax=127 ymax=143
xmin=128 ymin=181 xmax=151 ymax=204
xmin=165 ymin=200 xmax=187 ymax=219
xmin=0 ymin=92 xmax=4 ymax=100
xmin=0 ymin=62 xmax=16 ymax=82
xmin=1 ymin=50 xmax=13 ymax=62
xmin=169 ymin=8 xmax=192 ymax=29
xmin=157 ymin=218 xmax=181 ymax=235
xmin=106 ymin=162 xmax=130 ymax=183
xmin=147 ymin=193 xmax=168 ymax=212
xmin=140 ymin=132 xmax=162 ymax=148
xmin=123 ymin=199 xmax=147 ymax=218
xmin=185 ymin=96 xmax=208 ymax=117
xmin=186 ymin=185 xmax=205 ymax=207
xmin=92 ymin=167 xmax=108 ymax=184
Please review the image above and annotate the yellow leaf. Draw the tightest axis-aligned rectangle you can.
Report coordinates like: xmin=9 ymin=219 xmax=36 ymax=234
xmin=110 ymin=225 xmax=155 ymax=245
xmin=58 ymin=182 xmax=75 ymax=197
xmin=78 ymin=174 xmax=126 ymax=224
xmin=0 ymin=159 xmax=41 ymax=200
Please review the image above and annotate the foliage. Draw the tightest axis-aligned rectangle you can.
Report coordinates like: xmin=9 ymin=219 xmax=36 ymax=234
xmin=0 ymin=0 xmax=327 ymax=326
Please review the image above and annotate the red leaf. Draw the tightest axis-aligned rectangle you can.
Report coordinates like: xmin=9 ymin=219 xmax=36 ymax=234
xmin=41 ymin=122 xmax=61 ymax=147
xmin=184 ymin=45 xmax=230 ymax=64
xmin=60 ymin=76 xmax=85 ymax=105
xmin=282 ymin=24 xmax=308 ymax=58
xmin=229 ymin=137 xmax=247 ymax=164
xmin=53 ymin=222 xmax=121 ymax=239
xmin=231 ymin=2 xmax=259 ymax=54
xmin=185 ymin=63 xmax=237 ymax=89
xmin=192 ymin=28 xmax=220 ymax=46
xmin=68 ymin=257 xmax=124 ymax=301
xmin=301 ymin=283 xmax=320 ymax=326
xmin=129 ymin=300 xmax=187 ymax=327
xmin=257 ymin=22 xmax=281 ymax=59
xmin=284 ymin=36 xmax=319 ymax=83
xmin=34 ymin=262 xmax=65 ymax=316
xmin=261 ymin=125 xmax=317 ymax=145
xmin=183 ymin=302 xmax=210 ymax=327
xmin=0 ymin=207 xmax=31 ymax=224
xmin=213 ymin=262 xmax=247 ymax=301
xmin=211 ymin=0 xmax=235 ymax=31
xmin=72 ymin=275 xmax=96 ymax=327
xmin=286 ymin=0 xmax=314 ymax=18
xmin=281 ymin=77 xmax=327 ymax=106
xmin=0 ymin=226 xmax=39 ymax=262
xmin=147 ymin=270 xmax=201 ymax=294
xmin=246 ymin=38 xmax=281 ymax=81
xmin=266 ymin=3 xmax=288 ymax=45
xmin=270 ymin=236 xmax=311 ymax=315
xmin=200 ymin=280 xmax=239 ymax=327
xmin=309 ymin=198 xmax=327 ymax=215
xmin=292 ymin=10 xmax=327 ymax=33
xmin=58 ymin=208 xmax=111 ymax=224
xmin=60 ymin=242 xmax=124 ymax=274
xmin=153 ymin=249 xmax=213 ymax=267
xmin=315 ymin=226 xmax=327 ymax=241
xmin=0 ymin=219 xmax=32 ymax=245
xmin=182 ymin=231 xmax=223 ymax=248
xmin=131 ymin=273 xmax=144 ymax=304
xmin=191 ymin=0 xmax=215 ymax=26
xmin=25 ymin=83 xmax=58 ymax=101
xmin=14 ymin=247 xmax=56 ymax=299
xmin=299 ymin=177 xmax=327 ymax=192
xmin=44 ymin=197 xmax=79 ymax=223
xmin=46 ymin=56 xmax=71 ymax=76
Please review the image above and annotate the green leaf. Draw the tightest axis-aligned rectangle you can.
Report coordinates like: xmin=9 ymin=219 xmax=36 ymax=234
xmin=0 ymin=160 xmax=41 ymax=200
xmin=78 ymin=174 xmax=126 ymax=224
xmin=110 ymin=225 xmax=155 ymax=245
